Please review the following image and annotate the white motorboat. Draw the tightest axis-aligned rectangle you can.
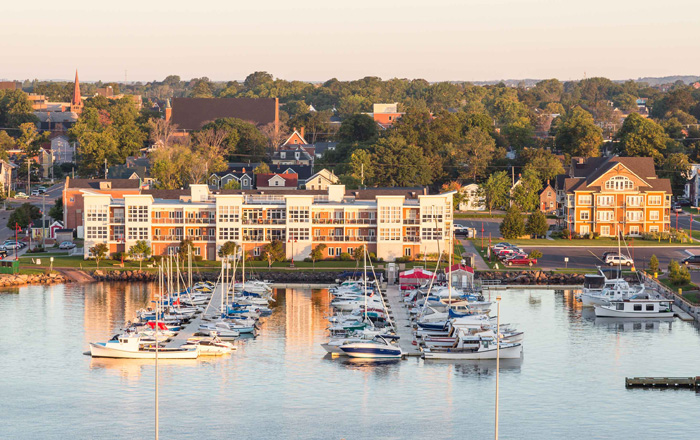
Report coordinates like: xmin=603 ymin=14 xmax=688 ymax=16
xmin=198 ymin=322 xmax=241 ymax=339
xmin=338 ymin=336 xmax=403 ymax=359
xmin=594 ymin=299 xmax=674 ymax=318
xmin=234 ymin=281 xmax=272 ymax=293
xmin=581 ymin=269 xmax=645 ymax=307
xmin=90 ymin=335 xmax=198 ymax=359
xmin=181 ymin=337 xmax=236 ymax=356
xmin=423 ymin=331 xmax=522 ymax=360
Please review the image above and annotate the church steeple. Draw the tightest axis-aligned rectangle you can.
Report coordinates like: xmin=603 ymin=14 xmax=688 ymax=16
xmin=70 ymin=69 xmax=83 ymax=114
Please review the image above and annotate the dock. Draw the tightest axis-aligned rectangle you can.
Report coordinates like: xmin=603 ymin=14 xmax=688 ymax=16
xmin=626 ymin=376 xmax=699 ymax=390
xmin=164 ymin=283 xmax=223 ymax=348
xmin=383 ymin=285 xmax=422 ymax=357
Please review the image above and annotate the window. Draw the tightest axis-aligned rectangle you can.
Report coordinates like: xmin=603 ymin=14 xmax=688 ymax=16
xmin=616 ymin=303 xmax=624 ymax=311
xmin=629 ymin=226 xmax=640 ymax=235
xmin=580 ymin=210 xmax=590 ymax=220
xmin=646 ymin=304 xmax=654 ymax=311
xmin=421 ymin=228 xmax=443 ymax=240
xmin=348 ymin=247 xmax=354 ymax=255
xmin=127 ymin=227 xmax=148 ymax=240
xmin=86 ymin=206 xmax=108 ymax=222
xmin=328 ymin=247 xmax=335 ymax=257
xmin=650 ymin=210 xmax=660 ymax=221
xmin=336 ymin=247 xmax=341 ymax=256
xmin=626 ymin=196 xmax=643 ymax=206
xmin=86 ymin=226 xmax=107 ymax=239
xmin=242 ymin=228 xmax=264 ymax=241
xmin=194 ymin=247 xmax=201 ymax=256
xmin=626 ymin=211 xmax=643 ymax=222
xmin=267 ymin=229 xmax=286 ymax=241
xmin=404 ymin=247 xmax=411 ymax=257
xmin=580 ymin=225 xmax=590 ymax=236
xmin=578 ymin=195 xmax=592 ymax=205
xmin=597 ymin=211 xmax=614 ymax=221
xmin=218 ymin=205 xmax=240 ymax=222
xmin=649 ymin=226 xmax=659 ymax=232
xmin=633 ymin=304 xmax=642 ymax=311
xmin=253 ymin=247 xmax=261 ymax=257
xmin=288 ymin=207 xmax=310 ymax=222
xmin=379 ymin=206 xmax=401 ymax=223
xmin=127 ymin=205 xmax=148 ymax=222
xmin=597 ymin=196 xmax=615 ymax=206
xmin=421 ymin=205 xmax=444 ymax=223
xmin=288 ymin=228 xmax=310 ymax=241
xmin=218 ymin=227 xmax=240 ymax=241
xmin=605 ymin=176 xmax=634 ymax=190
xmin=648 ymin=195 xmax=662 ymax=205
xmin=601 ymin=226 xmax=611 ymax=236
xmin=379 ymin=227 xmax=401 ymax=241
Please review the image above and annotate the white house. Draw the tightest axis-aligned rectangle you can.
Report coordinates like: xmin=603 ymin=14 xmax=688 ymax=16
xmin=458 ymin=184 xmax=485 ymax=211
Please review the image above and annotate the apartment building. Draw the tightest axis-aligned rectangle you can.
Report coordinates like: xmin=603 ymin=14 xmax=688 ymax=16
xmin=557 ymin=156 xmax=671 ymax=236
xmin=82 ymin=185 xmax=454 ymax=262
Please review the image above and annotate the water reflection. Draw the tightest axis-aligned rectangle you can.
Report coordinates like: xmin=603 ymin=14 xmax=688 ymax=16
xmin=424 ymin=358 xmax=523 ymax=376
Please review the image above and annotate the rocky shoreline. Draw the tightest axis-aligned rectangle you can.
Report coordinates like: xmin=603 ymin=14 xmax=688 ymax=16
xmin=0 ymin=273 xmax=69 ymax=287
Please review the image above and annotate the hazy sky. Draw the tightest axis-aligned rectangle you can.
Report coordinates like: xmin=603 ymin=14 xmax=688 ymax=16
xmin=2 ymin=0 xmax=699 ymax=83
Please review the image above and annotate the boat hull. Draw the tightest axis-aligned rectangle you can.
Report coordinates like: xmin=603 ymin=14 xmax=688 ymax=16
xmin=593 ymin=307 xmax=675 ymax=319
xmin=89 ymin=343 xmax=198 ymax=359
xmin=339 ymin=344 xmax=403 ymax=359
xmin=423 ymin=343 xmax=522 ymax=360
xmin=581 ymin=293 xmax=610 ymax=307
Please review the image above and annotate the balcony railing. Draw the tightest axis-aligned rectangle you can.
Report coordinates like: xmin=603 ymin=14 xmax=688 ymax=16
xmin=152 ymin=235 xmax=183 ymax=241
xmin=185 ymin=218 xmax=216 ymax=224
xmin=242 ymin=218 xmax=286 ymax=225
xmin=313 ymin=218 xmax=346 ymax=224
xmin=314 ymin=235 xmax=376 ymax=242
xmin=152 ymin=217 xmax=184 ymax=224
xmin=344 ymin=218 xmax=376 ymax=225
xmin=403 ymin=219 xmax=420 ymax=225
xmin=109 ymin=217 xmax=125 ymax=223
xmin=404 ymin=236 xmax=420 ymax=242
xmin=109 ymin=235 xmax=125 ymax=241
xmin=185 ymin=235 xmax=215 ymax=241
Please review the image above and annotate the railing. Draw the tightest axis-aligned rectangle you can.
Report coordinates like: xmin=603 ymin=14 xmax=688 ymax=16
xmin=345 ymin=218 xmax=376 ymax=225
xmin=185 ymin=235 xmax=215 ymax=241
xmin=152 ymin=235 xmax=183 ymax=241
xmin=314 ymin=235 xmax=376 ymax=242
xmin=185 ymin=218 xmax=216 ymax=224
xmin=109 ymin=217 xmax=125 ymax=223
xmin=313 ymin=218 xmax=345 ymax=224
xmin=152 ymin=218 xmax=183 ymax=224
xmin=242 ymin=218 xmax=286 ymax=225
xmin=403 ymin=219 xmax=420 ymax=225
xmin=109 ymin=235 xmax=125 ymax=241
xmin=244 ymin=195 xmax=286 ymax=204
xmin=404 ymin=236 xmax=420 ymax=242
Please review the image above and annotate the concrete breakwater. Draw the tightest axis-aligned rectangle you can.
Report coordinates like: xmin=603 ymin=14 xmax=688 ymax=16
xmin=477 ymin=270 xmax=586 ymax=285
xmin=0 ymin=273 xmax=68 ymax=287
xmin=91 ymin=269 xmax=349 ymax=284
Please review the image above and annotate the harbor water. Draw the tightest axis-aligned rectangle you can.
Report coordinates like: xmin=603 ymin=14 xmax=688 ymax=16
xmin=1 ymin=283 xmax=699 ymax=439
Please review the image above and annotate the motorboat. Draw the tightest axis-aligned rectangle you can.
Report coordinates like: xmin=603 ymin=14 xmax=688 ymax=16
xmin=234 ymin=281 xmax=272 ymax=294
xmin=181 ymin=337 xmax=236 ymax=356
xmin=594 ymin=299 xmax=674 ymax=318
xmin=338 ymin=336 xmax=403 ymax=359
xmin=90 ymin=334 xmax=199 ymax=359
xmin=423 ymin=331 xmax=522 ymax=360
xmin=198 ymin=322 xmax=241 ymax=339
xmin=581 ymin=269 xmax=645 ymax=307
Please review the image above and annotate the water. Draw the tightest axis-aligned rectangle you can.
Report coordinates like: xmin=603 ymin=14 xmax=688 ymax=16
xmin=1 ymin=283 xmax=699 ymax=440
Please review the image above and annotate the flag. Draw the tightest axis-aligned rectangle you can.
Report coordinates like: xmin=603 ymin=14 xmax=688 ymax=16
xmin=173 ymin=298 xmax=180 ymax=306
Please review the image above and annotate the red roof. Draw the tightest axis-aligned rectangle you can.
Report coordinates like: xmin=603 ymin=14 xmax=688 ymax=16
xmin=445 ymin=264 xmax=474 ymax=274
xmin=399 ymin=268 xmax=434 ymax=279
xmin=255 ymin=173 xmax=298 ymax=188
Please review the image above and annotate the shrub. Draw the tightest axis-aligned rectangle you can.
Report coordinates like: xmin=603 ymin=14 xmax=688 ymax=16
xmin=529 ymin=249 xmax=543 ymax=259
xmin=338 ymin=252 xmax=353 ymax=261
xmin=194 ymin=256 xmax=203 ymax=262
xmin=111 ymin=251 xmax=125 ymax=261
xmin=649 ymin=254 xmax=659 ymax=273
xmin=500 ymin=206 xmax=526 ymax=239
xmin=668 ymin=259 xmax=691 ymax=285
xmin=395 ymin=256 xmax=413 ymax=263
xmin=525 ymin=210 xmax=548 ymax=237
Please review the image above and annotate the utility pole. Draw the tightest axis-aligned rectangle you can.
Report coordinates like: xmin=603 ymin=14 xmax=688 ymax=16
xmin=361 ymin=163 xmax=364 ymax=188
xmin=104 ymin=159 xmax=108 ymax=180
xmin=27 ymin=158 xmax=31 ymax=197
xmin=42 ymin=194 xmax=46 ymax=249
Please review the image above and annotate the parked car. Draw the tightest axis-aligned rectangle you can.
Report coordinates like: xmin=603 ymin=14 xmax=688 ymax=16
xmin=672 ymin=204 xmax=683 ymax=214
xmin=31 ymin=189 xmax=40 ymax=196
xmin=492 ymin=242 xmax=513 ymax=252
xmin=677 ymin=198 xmax=691 ymax=207
xmin=601 ymin=251 xmax=622 ymax=260
xmin=4 ymin=240 xmax=25 ymax=248
xmin=15 ymin=192 xmax=28 ymax=199
xmin=682 ymin=255 xmax=700 ymax=266
xmin=497 ymin=248 xmax=519 ymax=259
xmin=604 ymin=254 xmax=634 ymax=267
xmin=37 ymin=186 xmax=47 ymax=193
xmin=2 ymin=242 xmax=22 ymax=250
xmin=58 ymin=241 xmax=76 ymax=250
xmin=506 ymin=256 xmax=537 ymax=267
xmin=504 ymin=252 xmax=528 ymax=261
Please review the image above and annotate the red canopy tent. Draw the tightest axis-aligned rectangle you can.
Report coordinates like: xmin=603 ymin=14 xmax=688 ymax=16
xmin=399 ymin=268 xmax=434 ymax=290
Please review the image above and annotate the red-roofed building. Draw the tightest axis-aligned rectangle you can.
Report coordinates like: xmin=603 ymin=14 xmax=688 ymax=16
xmin=255 ymin=173 xmax=298 ymax=190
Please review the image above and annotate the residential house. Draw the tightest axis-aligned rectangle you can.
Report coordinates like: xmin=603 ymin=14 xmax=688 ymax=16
xmin=539 ymin=181 xmax=557 ymax=214
xmin=456 ymin=184 xmax=484 ymax=211
xmin=684 ymin=164 xmax=700 ymax=206
xmin=272 ymin=145 xmax=314 ymax=166
xmin=81 ymin=184 xmax=452 ymax=262
xmin=556 ymin=156 xmax=671 ymax=237
xmin=209 ymin=168 xmax=254 ymax=190
xmin=305 ymin=169 xmax=340 ymax=190
xmin=269 ymin=164 xmax=312 ymax=186
xmin=312 ymin=141 xmax=337 ymax=159
xmin=31 ymin=219 xmax=64 ymax=241
xmin=255 ymin=173 xmax=298 ymax=190
xmin=0 ymin=159 xmax=13 ymax=196
xmin=48 ymin=133 xmax=74 ymax=164
xmin=367 ymin=103 xmax=404 ymax=129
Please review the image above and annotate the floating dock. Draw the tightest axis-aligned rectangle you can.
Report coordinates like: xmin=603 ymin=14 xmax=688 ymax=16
xmin=626 ymin=376 xmax=699 ymax=389
xmin=164 ymin=283 xmax=223 ymax=348
xmin=383 ymin=285 xmax=422 ymax=357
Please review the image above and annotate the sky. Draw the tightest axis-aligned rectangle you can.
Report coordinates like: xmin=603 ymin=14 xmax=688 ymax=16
xmin=2 ymin=0 xmax=699 ymax=83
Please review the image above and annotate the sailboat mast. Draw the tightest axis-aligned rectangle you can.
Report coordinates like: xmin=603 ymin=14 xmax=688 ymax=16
xmin=155 ymin=263 xmax=160 ymax=440
xmin=363 ymin=244 xmax=367 ymax=323
xmin=448 ymin=229 xmax=453 ymax=303
xmin=188 ymin=247 xmax=192 ymax=289
xmin=242 ymin=246 xmax=246 ymax=287
xmin=221 ymin=258 xmax=225 ymax=316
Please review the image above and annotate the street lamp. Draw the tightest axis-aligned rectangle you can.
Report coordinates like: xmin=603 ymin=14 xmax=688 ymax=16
xmin=287 ymin=237 xmax=297 ymax=267
xmin=495 ymin=295 xmax=502 ymax=440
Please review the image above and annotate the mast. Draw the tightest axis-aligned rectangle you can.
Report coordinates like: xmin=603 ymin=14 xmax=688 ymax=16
xmin=221 ymin=258 xmax=225 ymax=317
xmin=363 ymin=244 xmax=367 ymax=324
xmin=618 ymin=225 xmax=622 ymax=275
xmin=448 ymin=229 xmax=453 ymax=303
xmin=242 ymin=246 xmax=246 ymax=287
xmin=155 ymin=263 xmax=161 ymax=440
xmin=188 ymin=247 xmax=192 ymax=289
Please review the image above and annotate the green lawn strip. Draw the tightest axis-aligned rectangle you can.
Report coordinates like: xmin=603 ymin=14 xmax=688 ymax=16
xmin=658 ymin=277 xmax=698 ymax=292
xmin=454 ymin=213 xmax=505 ymax=219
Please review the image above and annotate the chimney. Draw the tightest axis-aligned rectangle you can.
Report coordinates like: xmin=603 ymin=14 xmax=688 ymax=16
xmin=164 ymin=99 xmax=172 ymax=122
xmin=300 ymin=127 xmax=305 ymax=140
xmin=242 ymin=167 xmax=246 ymax=173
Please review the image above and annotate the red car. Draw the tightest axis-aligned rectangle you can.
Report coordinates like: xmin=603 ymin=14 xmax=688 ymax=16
xmin=506 ymin=256 xmax=537 ymax=267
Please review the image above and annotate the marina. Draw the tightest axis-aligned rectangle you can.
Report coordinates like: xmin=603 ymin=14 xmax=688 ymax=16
xmin=3 ymin=282 xmax=700 ymax=438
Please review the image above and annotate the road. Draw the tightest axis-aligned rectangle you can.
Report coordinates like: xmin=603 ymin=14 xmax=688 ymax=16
xmin=0 ymin=182 xmax=64 ymax=243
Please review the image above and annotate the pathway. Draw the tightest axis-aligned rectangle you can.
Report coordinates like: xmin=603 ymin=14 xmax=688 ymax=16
xmin=164 ymin=282 xmax=223 ymax=348
xmin=459 ymin=239 xmax=490 ymax=270
xmin=383 ymin=285 xmax=421 ymax=357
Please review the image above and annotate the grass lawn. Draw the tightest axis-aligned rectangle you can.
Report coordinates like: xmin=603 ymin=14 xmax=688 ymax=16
xmin=495 ymin=237 xmax=697 ymax=247
xmin=658 ymin=277 xmax=698 ymax=292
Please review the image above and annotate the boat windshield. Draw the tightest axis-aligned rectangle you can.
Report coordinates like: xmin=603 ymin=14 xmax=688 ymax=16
xmin=584 ymin=275 xmax=606 ymax=290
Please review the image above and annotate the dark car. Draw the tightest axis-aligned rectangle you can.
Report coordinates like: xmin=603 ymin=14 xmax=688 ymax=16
xmin=677 ymin=198 xmax=691 ymax=207
xmin=682 ymin=255 xmax=700 ymax=266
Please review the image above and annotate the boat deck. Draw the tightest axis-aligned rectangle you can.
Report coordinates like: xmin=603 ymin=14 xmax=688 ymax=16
xmin=383 ymin=285 xmax=422 ymax=357
xmin=164 ymin=284 xmax=223 ymax=348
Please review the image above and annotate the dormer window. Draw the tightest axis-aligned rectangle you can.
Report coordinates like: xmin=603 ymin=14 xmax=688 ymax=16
xmin=605 ymin=176 xmax=633 ymax=191
xmin=281 ymin=152 xmax=286 ymax=159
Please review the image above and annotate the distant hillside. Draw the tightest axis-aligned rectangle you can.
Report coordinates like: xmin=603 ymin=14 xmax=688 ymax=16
xmin=634 ymin=76 xmax=700 ymax=86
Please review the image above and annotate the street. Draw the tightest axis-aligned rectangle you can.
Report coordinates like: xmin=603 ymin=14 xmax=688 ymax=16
xmin=0 ymin=182 xmax=63 ymax=243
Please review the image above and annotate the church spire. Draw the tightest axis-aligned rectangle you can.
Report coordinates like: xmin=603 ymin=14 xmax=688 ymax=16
xmin=70 ymin=69 xmax=83 ymax=114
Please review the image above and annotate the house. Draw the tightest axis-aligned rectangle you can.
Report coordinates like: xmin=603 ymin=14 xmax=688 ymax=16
xmin=311 ymin=141 xmax=337 ymax=159
xmin=168 ymin=97 xmax=279 ymax=133
xmin=305 ymin=169 xmax=340 ymax=190
xmin=0 ymin=160 xmax=13 ymax=196
xmin=445 ymin=264 xmax=475 ymax=289
xmin=281 ymin=129 xmax=307 ymax=147
xmin=539 ymin=181 xmax=557 ymax=214
xmin=684 ymin=164 xmax=700 ymax=206
xmin=31 ymin=219 xmax=64 ymax=240
xmin=54 ymin=228 xmax=74 ymax=243
xmin=556 ymin=156 xmax=671 ymax=237
xmin=209 ymin=168 xmax=254 ymax=190
xmin=367 ymin=103 xmax=404 ymax=129
xmin=457 ymin=184 xmax=485 ymax=211
xmin=271 ymin=145 xmax=314 ymax=166
xmin=269 ymin=164 xmax=312 ymax=186
xmin=255 ymin=173 xmax=298 ymax=190
xmin=48 ymin=133 xmax=74 ymax=164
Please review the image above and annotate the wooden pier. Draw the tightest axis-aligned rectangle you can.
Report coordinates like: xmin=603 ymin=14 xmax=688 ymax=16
xmin=163 ymin=283 xmax=223 ymax=348
xmin=625 ymin=376 xmax=699 ymax=389
xmin=383 ymin=285 xmax=422 ymax=357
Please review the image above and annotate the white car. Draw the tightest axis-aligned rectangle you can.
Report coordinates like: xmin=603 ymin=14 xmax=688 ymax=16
xmin=15 ymin=192 xmax=28 ymax=199
xmin=2 ymin=242 xmax=22 ymax=250
xmin=58 ymin=241 xmax=76 ymax=250
xmin=604 ymin=254 xmax=634 ymax=267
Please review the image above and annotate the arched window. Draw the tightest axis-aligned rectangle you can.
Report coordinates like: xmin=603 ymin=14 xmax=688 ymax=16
xmin=605 ymin=176 xmax=634 ymax=191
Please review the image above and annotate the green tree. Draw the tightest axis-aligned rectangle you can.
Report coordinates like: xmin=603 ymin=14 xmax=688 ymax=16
xmin=201 ymin=118 xmax=268 ymax=160
xmin=337 ymin=114 xmax=378 ymax=143
xmin=128 ymin=240 xmax=152 ymax=269
xmin=554 ymin=107 xmax=603 ymax=157
xmin=349 ymin=149 xmax=374 ymax=185
xmin=512 ymin=169 xmax=543 ymax=212
xmin=440 ymin=181 xmax=466 ymax=211
xmin=218 ymin=241 xmax=240 ymax=259
xmin=371 ymin=136 xmax=433 ymax=187
xmin=253 ymin=163 xmax=271 ymax=174
xmin=222 ymin=180 xmax=241 ymax=190
xmin=615 ymin=113 xmax=668 ymax=162
xmin=178 ymin=239 xmax=194 ymax=261
xmin=49 ymin=198 xmax=63 ymax=222
xmin=90 ymin=243 xmax=109 ymax=268
xmin=525 ymin=210 xmax=549 ymax=237
xmin=502 ymin=117 xmax=535 ymax=148
xmin=262 ymin=240 xmax=286 ymax=266
xmin=521 ymin=148 xmax=565 ymax=183
xmin=455 ymin=128 xmax=496 ymax=182
xmin=310 ymin=244 xmax=327 ymax=270
xmin=244 ymin=71 xmax=274 ymax=90
xmin=660 ymin=153 xmax=692 ymax=197
xmin=529 ymin=249 xmax=543 ymax=259
xmin=483 ymin=171 xmax=511 ymax=214
xmin=17 ymin=123 xmax=48 ymax=157
xmin=500 ymin=206 xmax=526 ymax=239
xmin=7 ymin=203 xmax=41 ymax=229
xmin=0 ymin=89 xmax=38 ymax=128
xmin=649 ymin=254 xmax=659 ymax=273
xmin=668 ymin=259 xmax=691 ymax=285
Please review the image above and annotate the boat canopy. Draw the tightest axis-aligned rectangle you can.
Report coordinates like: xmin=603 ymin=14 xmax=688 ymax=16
xmin=399 ymin=268 xmax=434 ymax=281
xmin=584 ymin=274 xmax=606 ymax=290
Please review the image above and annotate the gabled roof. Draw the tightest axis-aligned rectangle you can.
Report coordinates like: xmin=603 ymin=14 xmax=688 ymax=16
xmin=561 ymin=156 xmax=671 ymax=193
xmin=307 ymin=169 xmax=339 ymax=184
xmin=255 ymin=173 xmax=298 ymax=188
xmin=269 ymin=163 xmax=312 ymax=181
xmin=170 ymin=97 xmax=277 ymax=131
xmin=282 ymin=130 xmax=307 ymax=146
xmin=66 ymin=178 xmax=141 ymax=190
